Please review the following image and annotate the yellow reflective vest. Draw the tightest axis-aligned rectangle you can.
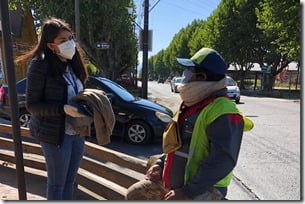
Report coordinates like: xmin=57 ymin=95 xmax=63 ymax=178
xmin=184 ymin=97 xmax=254 ymax=187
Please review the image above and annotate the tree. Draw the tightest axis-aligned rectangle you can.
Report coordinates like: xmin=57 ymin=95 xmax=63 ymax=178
xmin=150 ymin=20 xmax=202 ymax=78
xmin=256 ymin=0 xmax=301 ymax=90
xmin=153 ymin=50 xmax=170 ymax=79
xmin=10 ymin=0 xmax=138 ymax=81
xmin=146 ymin=0 xmax=300 ymax=92
xmin=213 ymin=0 xmax=264 ymax=88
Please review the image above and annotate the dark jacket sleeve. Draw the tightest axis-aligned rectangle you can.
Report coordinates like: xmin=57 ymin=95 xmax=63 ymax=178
xmin=182 ymin=113 xmax=244 ymax=198
xmin=26 ymin=58 xmax=65 ymax=116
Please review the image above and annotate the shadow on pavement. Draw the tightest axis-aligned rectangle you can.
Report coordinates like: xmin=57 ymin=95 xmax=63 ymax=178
xmin=0 ymin=164 xmax=46 ymax=200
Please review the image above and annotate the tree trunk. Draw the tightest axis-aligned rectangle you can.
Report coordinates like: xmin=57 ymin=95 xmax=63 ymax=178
xmin=263 ymin=73 xmax=275 ymax=91
xmin=238 ymin=69 xmax=246 ymax=89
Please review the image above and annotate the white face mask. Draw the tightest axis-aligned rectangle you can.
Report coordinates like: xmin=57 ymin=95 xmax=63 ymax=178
xmin=181 ymin=68 xmax=204 ymax=84
xmin=57 ymin=40 xmax=76 ymax=60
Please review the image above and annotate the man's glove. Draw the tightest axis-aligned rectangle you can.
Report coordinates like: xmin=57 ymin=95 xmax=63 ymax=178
xmin=64 ymin=104 xmax=87 ymax=117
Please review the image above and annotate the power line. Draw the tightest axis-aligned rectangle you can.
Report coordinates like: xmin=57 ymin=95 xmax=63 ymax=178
xmin=183 ymin=0 xmax=219 ymax=13
xmin=200 ymin=0 xmax=220 ymax=9
xmin=137 ymin=0 xmax=162 ymax=25
xmin=162 ymin=1 xmax=211 ymax=17
xmin=149 ymin=0 xmax=161 ymax=12
xmin=136 ymin=0 xmax=144 ymax=27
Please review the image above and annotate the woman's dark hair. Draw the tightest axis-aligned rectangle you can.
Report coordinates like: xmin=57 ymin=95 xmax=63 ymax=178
xmin=15 ymin=17 xmax=88 ymax=82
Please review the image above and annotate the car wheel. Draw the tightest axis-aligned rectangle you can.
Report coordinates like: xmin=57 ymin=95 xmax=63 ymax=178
xmin=125 ymin=120 xmax=152 ymax=145
xmin=19 ymin=109 xmax=31 ymax=128
xmin=235 ymin=97 xmax=240 ymax=104
xmin=174 ymin=86 xmax=178 ymax=93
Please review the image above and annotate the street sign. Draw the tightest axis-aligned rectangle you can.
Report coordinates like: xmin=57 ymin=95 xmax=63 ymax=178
xmin=95 ymin=42 xmax=111 ymax=49
xmin=261 ymin=65 xmax=269 ymax=73
xmin=139 ymin=30 xmax=152 ymax=51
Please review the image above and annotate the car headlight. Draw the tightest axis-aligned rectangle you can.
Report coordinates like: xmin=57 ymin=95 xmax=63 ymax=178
xmin=155 ymin=111 xmax=172 ymax=123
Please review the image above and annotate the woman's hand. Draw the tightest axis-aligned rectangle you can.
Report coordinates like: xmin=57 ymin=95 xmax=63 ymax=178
xmin=145 ymin=164 xmax=162 ymax=182
xmin=64 ymin=104 xmax=87 ymax=117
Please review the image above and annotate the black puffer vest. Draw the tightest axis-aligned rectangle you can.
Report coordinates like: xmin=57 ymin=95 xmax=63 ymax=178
xmin=26 ymin=54 xmax=69 ymax=146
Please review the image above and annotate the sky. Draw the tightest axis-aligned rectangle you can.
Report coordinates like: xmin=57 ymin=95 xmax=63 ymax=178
xmin=135 ymin=0 xmax=221 ymax=65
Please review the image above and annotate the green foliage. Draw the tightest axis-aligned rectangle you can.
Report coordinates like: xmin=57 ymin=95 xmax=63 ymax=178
xmin=256 ymin=0 xmax=301 ymax=60
xmin=9 ymin=0 xmax=301 ymax=87
xmin=148 ymin=0 xmax=300 ymax=92
xmin=215 ymin=0 xmax=264 ymax=69
xmin=86 ymin=63 xmax=99 ymax=75
xmin=254 ymin=0 xmax=301 ymax=90
xmin=10 ymin=0 xmax=138 ymax=80
xmin=149 ymin=19 xmax=203 ymax=78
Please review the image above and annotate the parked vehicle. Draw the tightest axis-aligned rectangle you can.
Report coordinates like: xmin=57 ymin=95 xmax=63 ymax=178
xmin=226 ymin=76 xmax=240 ymax=103
xmin=116 ymin=74 xmax=132 ymax=86
xmin=157 ymin=77 xmax=164 ymax=83
xmin=0 ymin=78 xmax=29 ymax=127
xmin=170 ymin=77 xmax=183 ymax=93
xmin=87 ymin=76 xmax=173 ymax=144
xmin=0 ymin=76 xmax=173 ymax=145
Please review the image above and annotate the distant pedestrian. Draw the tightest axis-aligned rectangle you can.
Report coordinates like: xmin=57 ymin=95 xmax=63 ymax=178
xmin=15 ymin=17 xmax=89 ymax=200
xmin=126 ymin=47 xmax=254 ymax=200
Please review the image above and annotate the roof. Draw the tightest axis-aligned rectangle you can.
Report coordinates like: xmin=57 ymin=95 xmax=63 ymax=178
xmin=228 ymin=62 xmax=299 ymax=71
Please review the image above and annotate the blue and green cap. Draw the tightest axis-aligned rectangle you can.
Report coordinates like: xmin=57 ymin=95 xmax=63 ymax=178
xmin=177 ymin=47 xmax=227 ymax=74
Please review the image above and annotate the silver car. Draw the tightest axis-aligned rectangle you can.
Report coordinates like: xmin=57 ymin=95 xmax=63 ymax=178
xmin=226 ymin=76 xmax=240 ymax=103
xmin=170 ymin=77 xmax=183 ymax=93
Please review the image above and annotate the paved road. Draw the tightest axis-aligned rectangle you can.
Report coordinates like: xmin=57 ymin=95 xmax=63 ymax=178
xmin=147 ymin=81 xmax=301 ymax=200
xmin=0 ymin=81 xmax=300 ymax=200
xmin=232 ymin=97 xmax=300 ymax=200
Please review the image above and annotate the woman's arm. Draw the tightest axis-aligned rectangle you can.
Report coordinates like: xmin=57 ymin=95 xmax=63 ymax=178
xmin=26 ymin=58 xmax=65 ymax=116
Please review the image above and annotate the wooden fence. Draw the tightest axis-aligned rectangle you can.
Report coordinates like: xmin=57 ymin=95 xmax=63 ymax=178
xmin=0 ymin=124 xmax=149 ymax=200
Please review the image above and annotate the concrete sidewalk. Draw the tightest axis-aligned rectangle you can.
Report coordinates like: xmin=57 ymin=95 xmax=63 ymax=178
xmin=0 ymin=95 xmax=258 ymax=201
xmin=0 ymin=162 xmax=95 ymax=200
xmin=0 ymin=160 xmax=257 ymax=201
xmin=0 ymin=163 xmax=45 ymax=200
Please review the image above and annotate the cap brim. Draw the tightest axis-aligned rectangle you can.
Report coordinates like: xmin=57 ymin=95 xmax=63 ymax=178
xmin=177 ymin=58 xmax=196 ymax=67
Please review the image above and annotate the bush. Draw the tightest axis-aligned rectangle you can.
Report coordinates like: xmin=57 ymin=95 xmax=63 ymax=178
xmin=87 ymin=63 xmax=99 ymax=75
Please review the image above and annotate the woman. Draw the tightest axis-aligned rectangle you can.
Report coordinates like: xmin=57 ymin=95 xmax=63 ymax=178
xmin=15 ymin=17 xmax=88 ymax=200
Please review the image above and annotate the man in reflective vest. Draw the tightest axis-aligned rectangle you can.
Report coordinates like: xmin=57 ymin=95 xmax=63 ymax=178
xmin=126 ymin=47 xmax=254 ymax=200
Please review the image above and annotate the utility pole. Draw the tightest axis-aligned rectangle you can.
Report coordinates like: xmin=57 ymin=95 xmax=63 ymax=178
xmin=141 ymin=0 xmax=149 ymax=99
xmin=75 ymin=0 xmax=80 ymax=42
xmin=0 ymin=0 xmax=27 ymax=200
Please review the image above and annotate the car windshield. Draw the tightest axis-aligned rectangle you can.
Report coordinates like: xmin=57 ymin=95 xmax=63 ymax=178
xmin=175 ymin=78 xmax=182 ymax=83
xmin=226 ymin=77 xmax=237 ymax=86
xmin=102 ymin=79 xmax=136 ymax=101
